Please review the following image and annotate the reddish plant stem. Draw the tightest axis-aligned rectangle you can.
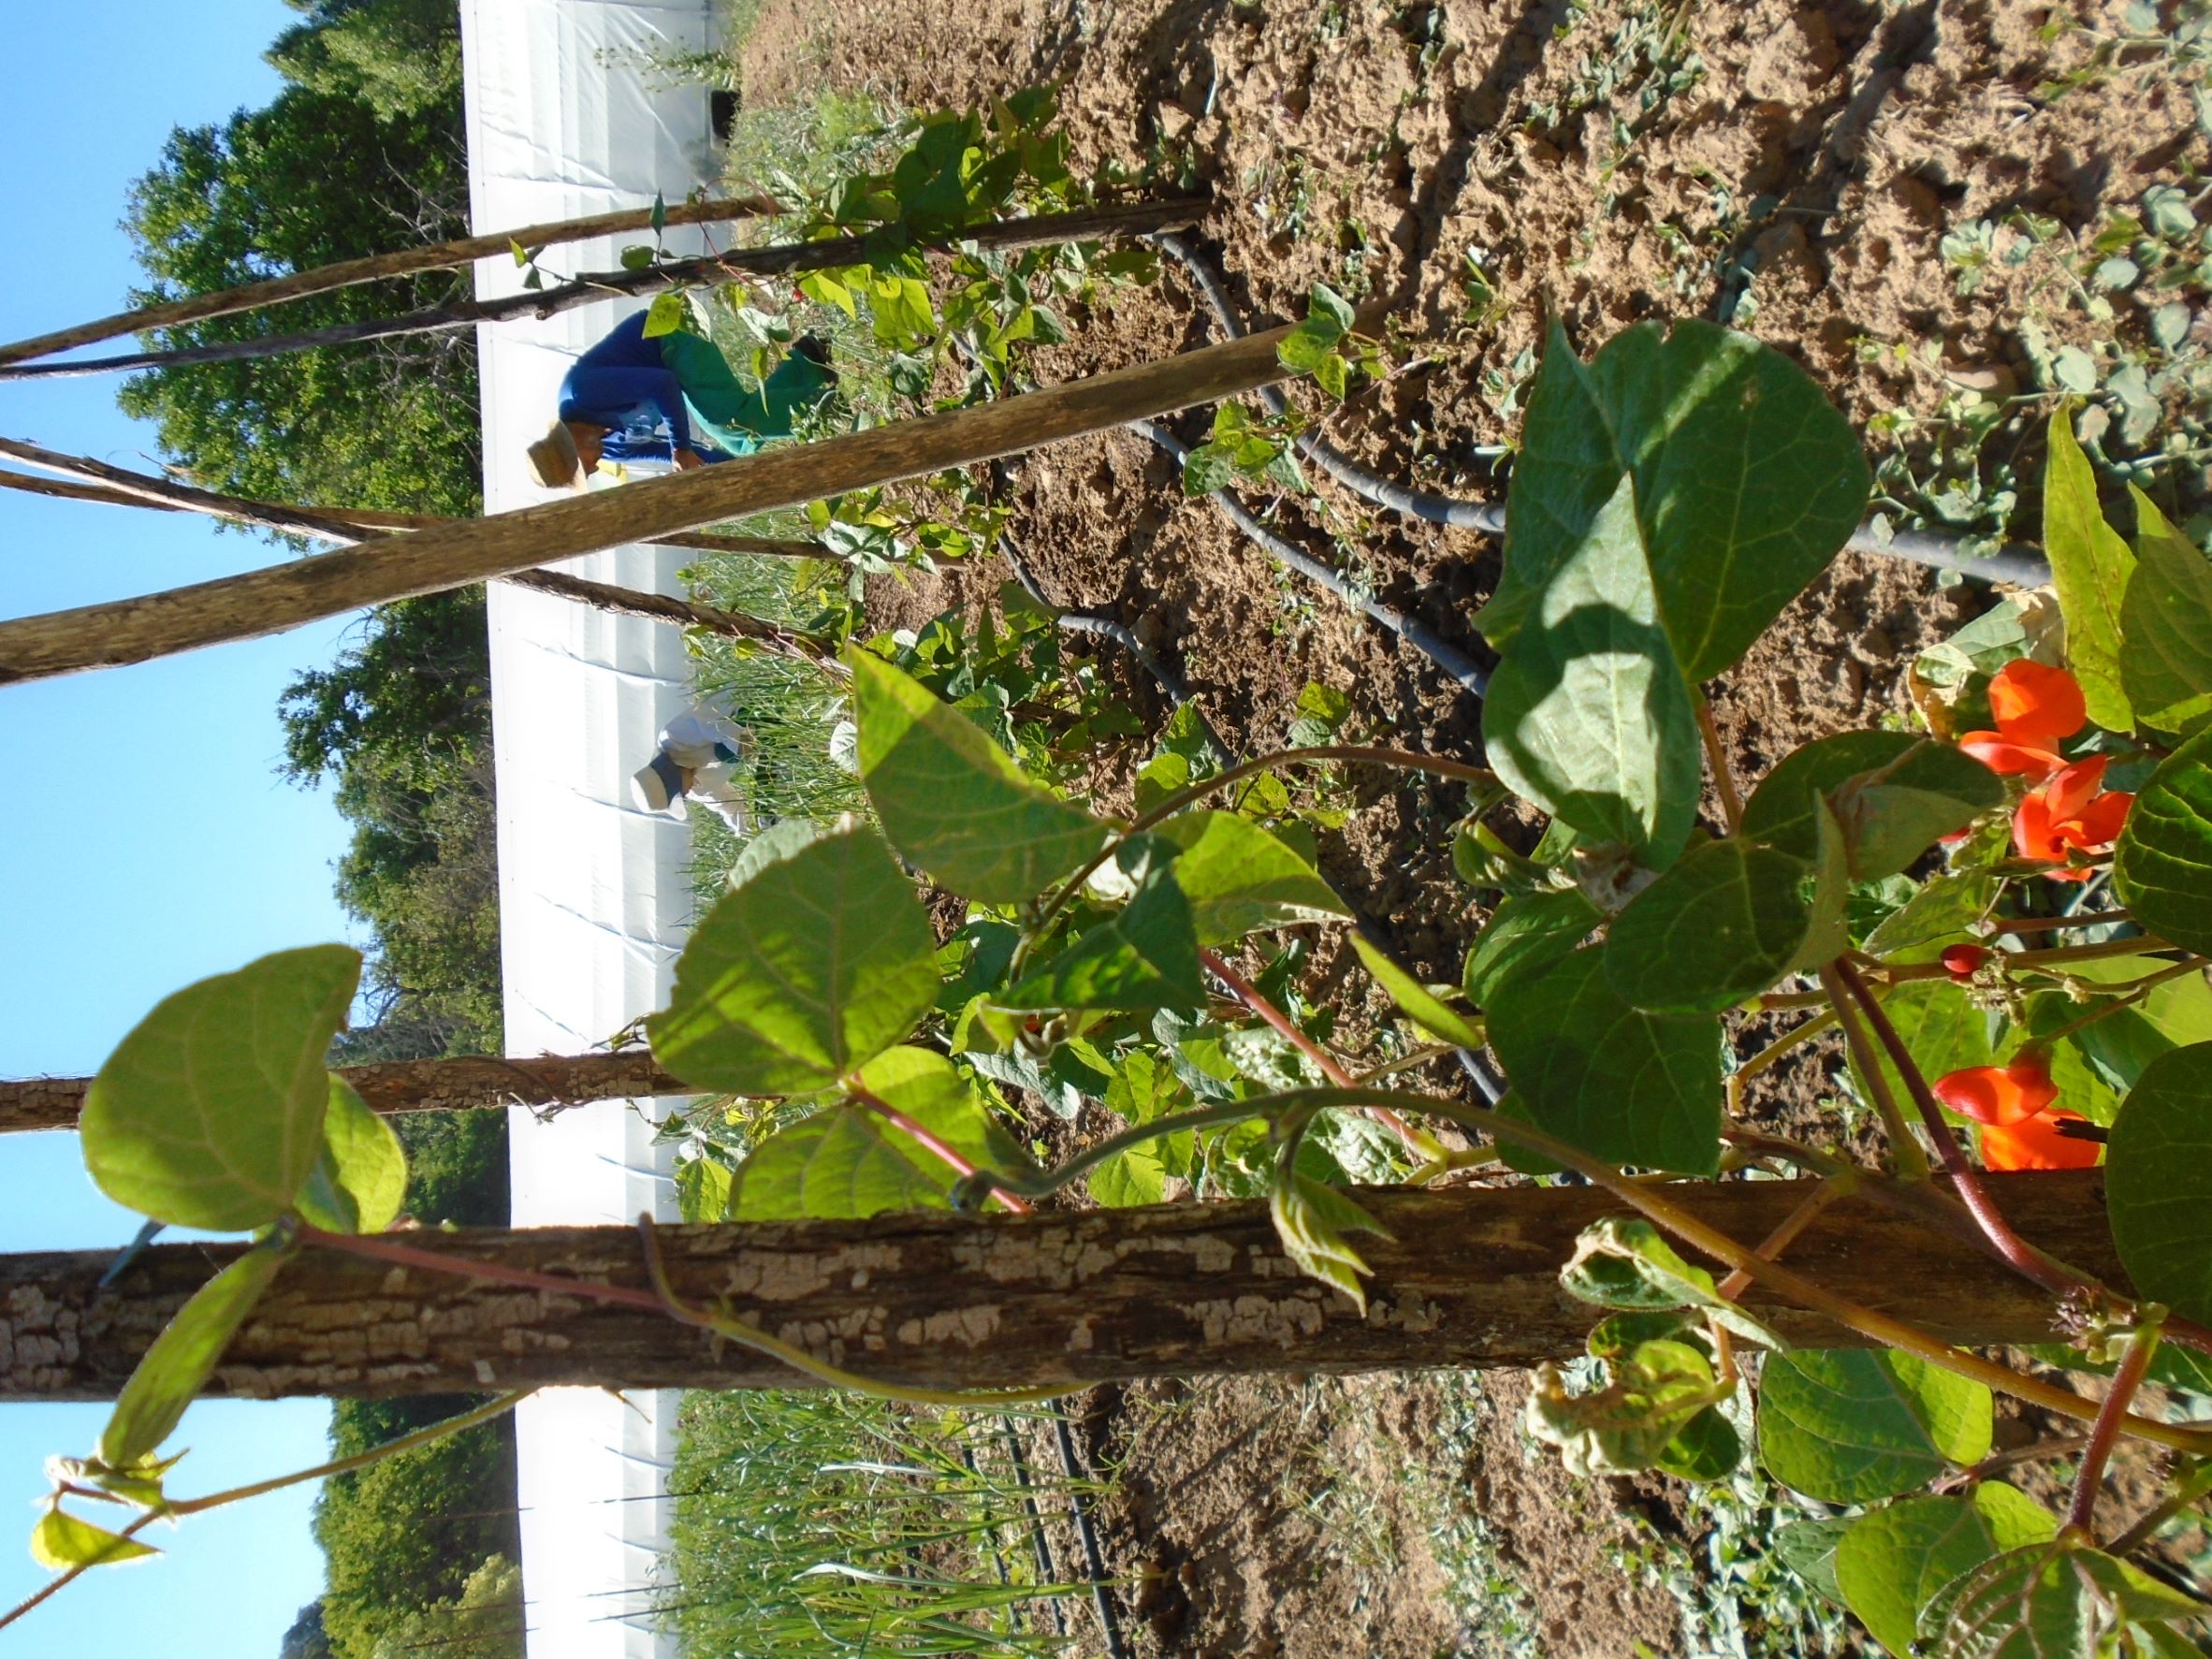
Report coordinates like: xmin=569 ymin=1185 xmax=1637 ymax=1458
xmin=1818 ymin=963 xmax=1932 ymax=1181
xmin=2069 ymin=1319 xmax=2164 ymax=1537
xmin=1198 ymin=948 xmax=1423 ymax=1150
xmin=295 ymin=1223 xmax=671 ymax=1312
xmin=845 ymin=1084 xmax=1033 ymax=1214
xmin=1832 ymin=960 xmax=2212 ymax=1358
xmin=1986 ymin=910 xmax=2132 ymax=936
xmin=1716 ymin=1175 xmax=1854 ymax=1302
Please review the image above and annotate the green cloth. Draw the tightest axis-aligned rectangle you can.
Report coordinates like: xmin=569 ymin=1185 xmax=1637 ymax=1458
xmin=658 ymin=330 xmax=835 ymax=457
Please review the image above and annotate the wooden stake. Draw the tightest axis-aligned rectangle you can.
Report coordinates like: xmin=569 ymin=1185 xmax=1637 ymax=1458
xmin=0 ymin=322 xmax=1298 ymax=685
xmin=0 ymin=1172 xmax=2118 ymax=1401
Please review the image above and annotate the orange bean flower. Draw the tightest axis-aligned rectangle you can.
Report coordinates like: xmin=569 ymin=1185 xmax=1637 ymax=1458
xmin=1933 ymin=1058 xmax=2060 ymax=1127
xmin=1957 ymin=661 xmax=2090 ymax=780
xmin=2011 ymin=755 xmax=2132 ymax=880
xmin=1980 ymin=1109 xmax=2101 ymax=1171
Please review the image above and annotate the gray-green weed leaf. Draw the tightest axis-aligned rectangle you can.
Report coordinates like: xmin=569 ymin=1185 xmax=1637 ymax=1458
xmin=2045 ymin=410 xmax=2137 ymax=732
xmin=1922 ymin=1539 xmax=2201 ymax=1656
xmin=2106 ymin=1040 xmax=2212 ymax=1325
xmin=97 ymin=1240 xmax=288 ymax=1472
xmin=1603 ymin=837 xmax=1824 ymax=1013
xmin=1463 ymin=887 xmax=1598 ymax=1007
xmin=1270 ymin=1171 xmax=1389 ymax=1312
xmin=1757 ymin=1348 xmax=1991 ymax=1504
xmin=1488 ymin=946 xmax=1723 ymax=1173
xmin=1833 ymin=1486 xmax=2056 ymax=1657
xmin=2116 ymin=725 xmax=2212 ymax=954
xmin=649 ymin=823 xmax=938 ymax=1096
xmin=81 ymin=945 xmax=360 ymax=1231
xmin=1157 ymin=810 xmax=1348 ymax=943
xmin=1351 ymin=937 xmax=1485 ymax=1048
xmin=2122 ymin=489 xmax=2212 ymax=737
xmin=851 ymin=648 xmax=1106 ymax=903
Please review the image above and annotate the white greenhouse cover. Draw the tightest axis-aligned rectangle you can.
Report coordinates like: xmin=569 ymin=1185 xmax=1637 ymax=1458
xmin=458 ymin=4 xmax=724 ymax=1654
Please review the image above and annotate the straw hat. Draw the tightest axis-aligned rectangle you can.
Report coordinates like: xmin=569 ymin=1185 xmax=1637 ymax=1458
xmin=525 ymin=420 xmax=586 ymax=491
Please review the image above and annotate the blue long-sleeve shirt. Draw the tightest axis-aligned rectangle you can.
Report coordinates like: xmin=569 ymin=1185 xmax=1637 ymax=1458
xmin=556 ymin=313 xmax=730 ymax=465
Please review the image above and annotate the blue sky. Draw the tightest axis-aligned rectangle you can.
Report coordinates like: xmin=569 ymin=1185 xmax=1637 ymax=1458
xmin=0 ymin=1 xmax=373 ymax=1651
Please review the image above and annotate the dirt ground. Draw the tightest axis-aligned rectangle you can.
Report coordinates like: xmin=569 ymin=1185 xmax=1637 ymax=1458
xmin=733 ymin=3 xmax=2210 ymax=1652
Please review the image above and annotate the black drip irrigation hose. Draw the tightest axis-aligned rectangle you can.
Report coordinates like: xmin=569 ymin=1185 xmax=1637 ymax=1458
xmin=1051 ymin=1409 xmax=1130 ymax=1659
xmin=1126 ymin=418 xmax=1493 ymax=698
xmin=1152 ymin=232 xmax=2057 ymax=589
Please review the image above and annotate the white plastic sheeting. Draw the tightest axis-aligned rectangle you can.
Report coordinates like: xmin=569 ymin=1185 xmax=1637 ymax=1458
xmin=458 ymin=4 xmax=721 ymax=1654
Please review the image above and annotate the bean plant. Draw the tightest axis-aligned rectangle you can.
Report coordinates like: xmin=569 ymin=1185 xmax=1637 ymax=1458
xmin=15 ymin=307 xmax=2212 ymax=1659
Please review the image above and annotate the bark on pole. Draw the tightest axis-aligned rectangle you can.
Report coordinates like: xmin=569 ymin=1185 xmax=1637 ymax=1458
xmin=0 ymin=199 xmax=1205 ymax=382
xmin=0 ymin=458 xmax=829 ymax=562
xmin=0 ymin=1050 xmax=690 ymax=1136
xmin=0 ymin=322 xmax=1298 ymax=685
xmin=0 ymin=194 xmax=785 ymax=368
xmin=0 ymin=1173 xmax=2121 ymax=1402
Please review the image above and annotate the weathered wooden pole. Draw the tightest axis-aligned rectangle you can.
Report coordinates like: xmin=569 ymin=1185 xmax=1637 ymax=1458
xmin=0 ymin=442 xmax=827 ymax=560
xmin=0 ymin=1050 xmax=690 ymax=1136
xmin=0 ymin=193 xmax=784 ymax=368
xmin=0 ymin=1174 xmax=2120 ymax=1402
xmin=0 ymin=322 xmax=1297 ymax=685
xmin=0 ymin=199 xmax=1204 ymax=382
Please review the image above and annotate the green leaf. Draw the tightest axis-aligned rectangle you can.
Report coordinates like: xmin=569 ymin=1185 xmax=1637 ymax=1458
xmin=30 ymin=1508 xmax=158 ymax=1571
xmin=1313 ymin=350 xmax=1350 ymax=401
xmin=851 ymin=648 xmax=1106 ymax=903
xmin=97 ymin=1240 xmax=288 ymax=1472
xmin=1351 ymin=937 xmax=1485 ymax=1048
xmin=296 ymin=1078 xmax=405 ymax=1235
xmin=1487 ymin=946 xmax=1723 ymax=1173
xmin=1157 ymin=811 xmax=1348 ymax=943
xmin=1001 ymin=862 xmax=1205 ymax=1012
xmin=1277 ymin=316 xmax=1340 ymax=373
xmin=2045 ymin=409 xmax=2137 ymax=731
xmin=677 ymin=1155 xmax=733 ymax=1222
xmin=1862 ymin=868 xmax=1997 ymax=963
xmin=1559 ymin=1216 xmax=1783 ymax=1346
xmin=1773 ymin=1517 xmax=1855 ymax=1608
xmin=1757 ymin=1348 xmax=1992 ymax=1503
xmin=1848 ymin=977 xmax=1997 ymax=1123
xmin=2116 ymin=725 xmax=2212 ymax=954
xmin=2121 ymin=488 xmax=2212 ymax=737
xmin=798 ymin=269 xmax=857 ymax=320
xmin=1308 ymin=283 xmax=1357 ymax=336
xmin=1526 ymin=1338 xmax=1726 ymax=1477
xmin=80 ymin=945 xmax=359 ymax=1231
xmin=1463 ymin=887 xmax=1599 ymax=1007
xmin=1480 ymin=319 xmax=1869 ymax=681
xmin=1654 ymin=1406 xmax=1741 ymax=1481
xmin=1922 ymin=1540 xmax=2201 ymax=1655
xmin=1481 ymin=472 xmax=1705 ymax=865
xmin=1833 ymin=1487 xmax=2056 ymax=1657
xmin=1740 ymin=731 xmax=2001 ymax=880
xmin=1603 ymin=837 xmax=1825 ymax=1013
xmin=1269 ymin=1171 xmax=1390 ymax=1312
xmin=1087 ymin=1137 xmax=1167 ymax=1207
xmin=648 ymin=823 xmax=939 ymax=1096
xmin=2106 ymin=1040 xmax=2212 ymax=1325
xmin=649 ymin=190 xmax=666 ymax=235
xmin=510 ymin=238 xmax=529 ymax=267
xmin=729 ymin=1048 xmax=1025 ymax=1219
xmin=641 ymin=291 xmax=687 ymax=339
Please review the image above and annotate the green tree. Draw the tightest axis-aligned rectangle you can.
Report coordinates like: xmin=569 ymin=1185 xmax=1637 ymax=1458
xmin=266 ymin=0 xmax=464 ymax=122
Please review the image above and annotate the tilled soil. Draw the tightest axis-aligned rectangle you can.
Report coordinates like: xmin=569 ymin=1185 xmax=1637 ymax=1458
xmin=736 ymin=2 xmax=2208 ymax=1652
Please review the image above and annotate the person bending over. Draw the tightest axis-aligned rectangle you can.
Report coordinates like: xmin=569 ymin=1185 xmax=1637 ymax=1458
xmin=632 ymin=705 xmax=756 ymax=832
xmin=527 ymin=310 xmax=835 ymax=489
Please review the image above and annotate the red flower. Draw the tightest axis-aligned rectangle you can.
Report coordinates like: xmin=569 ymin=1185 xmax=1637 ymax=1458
xmin=1940 ymin=943 xmax=1990 ymax=981
xmin=2012 ymin=758 xmax=2132 ymax=879
xmin=1933 ymin=1059 xmax=2060 ymax=1127
xmin=1981 ymin=1109 xmax=2101 ymax=1171
xmin=1958 ymin=732 xmax=2068 ymax=779
xmin=1985 ymin=661 xmax=2087 ymax=746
